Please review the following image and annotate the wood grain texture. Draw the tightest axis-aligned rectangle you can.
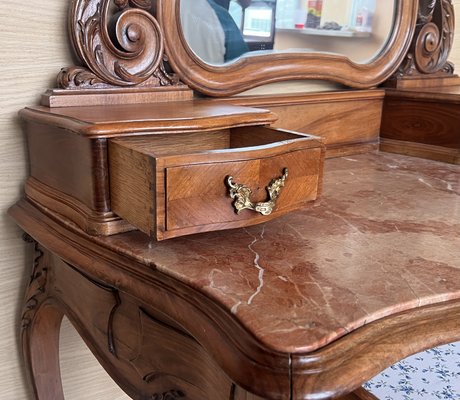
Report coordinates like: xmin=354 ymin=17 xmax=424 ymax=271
xmin=20 ymin=102 xmax=277 ymax=138
xmin=25 ymin=177 xmax=134 ymax=236
xmin=24 ymin=121 xmax=111 ymax=211
xmin=42 ymin=86 xmax=194 ymax=108
xmin=380 ymin=86 xmax=460 ymax=164
xmin=215 ymin=90 xmax=384 ymax=156
xmin=109 ymin=128 xmax=324 ymax=240
xmin=381 ymin=97 xmax=460 ymax=148
xmin=269 ymin=100 xmax=381 ymax=149
xmin=158 ymin=0 xmax=418 ymax=95
xmin=20 ymin=102 xmax=278 ymax=237
xmin=380 ymin=138 xmax=460 ymax=164
xmin=165 ymin=149 xmax=321 ymax=232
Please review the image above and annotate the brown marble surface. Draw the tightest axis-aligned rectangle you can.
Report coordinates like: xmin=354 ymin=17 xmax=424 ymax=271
xmin=98 ymin=152 xmax=460 ymax=354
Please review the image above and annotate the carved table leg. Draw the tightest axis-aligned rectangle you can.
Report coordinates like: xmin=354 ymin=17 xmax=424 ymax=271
xmin=21 ymin=241 xmax=65 ymax=400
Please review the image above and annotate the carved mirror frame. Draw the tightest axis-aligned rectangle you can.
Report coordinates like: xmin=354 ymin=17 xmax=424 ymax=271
xmin=157 ymin=0 xmax=419 ymax=96
xmin=55 ymin=0 xmax=456 ymax=101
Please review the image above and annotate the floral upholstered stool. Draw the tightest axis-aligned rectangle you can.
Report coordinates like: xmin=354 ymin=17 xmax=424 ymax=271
xmin=365 ymin=342 xmax=460 ymax=399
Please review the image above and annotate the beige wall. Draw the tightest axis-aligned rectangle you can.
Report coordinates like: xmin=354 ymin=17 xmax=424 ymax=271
xmin=0 ymin=2 xmax=130 ymax=399
xmin=1 ymin=2 xmax=459 ymax=399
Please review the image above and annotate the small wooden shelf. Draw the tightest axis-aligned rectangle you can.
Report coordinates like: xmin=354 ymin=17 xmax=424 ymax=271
xmin=277 ymin=27 xmax=371 ymax=38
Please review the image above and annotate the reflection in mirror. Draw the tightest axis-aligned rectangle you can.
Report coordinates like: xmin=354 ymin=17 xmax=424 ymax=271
xmin=180 ymin=0 xmax=396 ymax=65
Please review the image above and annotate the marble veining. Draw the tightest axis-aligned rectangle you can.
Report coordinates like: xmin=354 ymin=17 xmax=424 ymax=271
xmin=245 ymin=226 xmax=266 ymax=306
xmin=102 ymin=153 xmax=460 ymax=354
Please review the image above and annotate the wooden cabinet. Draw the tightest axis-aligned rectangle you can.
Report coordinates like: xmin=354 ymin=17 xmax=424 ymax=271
xmin=9 ymin=1 xmax=460 ymax=399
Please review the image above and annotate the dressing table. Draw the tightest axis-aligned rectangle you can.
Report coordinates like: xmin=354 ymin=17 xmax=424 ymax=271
xmin=10 ymin=0 xmax=460 ymax=399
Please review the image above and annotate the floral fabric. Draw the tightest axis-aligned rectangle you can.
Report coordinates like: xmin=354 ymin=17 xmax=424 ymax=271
xmin=365 ymin=342 xmax=460 ymax=399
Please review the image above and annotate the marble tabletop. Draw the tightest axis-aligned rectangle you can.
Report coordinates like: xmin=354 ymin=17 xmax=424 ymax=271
xmin=96 ymin=152 xmax=460 ymax=354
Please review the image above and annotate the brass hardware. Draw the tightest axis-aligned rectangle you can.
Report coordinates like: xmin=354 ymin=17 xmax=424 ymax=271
xmin=226 ymin=168 xmax=288 ymax=216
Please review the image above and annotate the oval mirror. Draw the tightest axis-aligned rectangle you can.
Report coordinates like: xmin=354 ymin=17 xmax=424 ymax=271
xmin=157 ymin=0 xmax=418 ymax=96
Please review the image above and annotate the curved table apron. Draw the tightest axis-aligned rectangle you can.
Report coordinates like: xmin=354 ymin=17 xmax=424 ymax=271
xmin=11 ymin=153 xmax=460 ymax=400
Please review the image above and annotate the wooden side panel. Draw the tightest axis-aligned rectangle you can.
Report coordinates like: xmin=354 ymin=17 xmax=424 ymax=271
xmin=268 ymin=99 xmax=382 ymax=151
xmin=45 ymin=252 xmax=241 ymax=400
xmin=109 ymin=140 xmax=155 ymax=234
xmin=25 ymin=120 xmax=110 ymax=212
xmin=229 ymin=126 xmax=308 ymax=148
xmin=381 ymin=98 xmax=460 ymax=148
xmin=380 ymin=96 xmax=460 ymax=164
xmin=166 ymin=148 xmax=322 ymax=232
xmin=113 ymin=299 xmax=237 ymax=400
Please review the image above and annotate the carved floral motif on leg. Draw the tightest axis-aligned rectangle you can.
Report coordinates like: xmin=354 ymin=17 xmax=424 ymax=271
xmin=20 ymin=240 xmax=66 ymax=400
xmin=21 ymin=240 xmax=47 ymax=331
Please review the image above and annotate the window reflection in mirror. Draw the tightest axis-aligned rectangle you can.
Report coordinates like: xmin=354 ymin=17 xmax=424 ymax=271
xmin=179 ymin=0 xmax=396 ymax=65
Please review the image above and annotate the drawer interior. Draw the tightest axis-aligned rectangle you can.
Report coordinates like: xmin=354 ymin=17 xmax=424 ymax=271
xmin=110 ymin=127 xmax=311 ymax=157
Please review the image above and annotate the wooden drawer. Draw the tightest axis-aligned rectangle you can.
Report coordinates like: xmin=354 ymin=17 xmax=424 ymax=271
xmin=109 ymin=126 xmax=324 ymax=240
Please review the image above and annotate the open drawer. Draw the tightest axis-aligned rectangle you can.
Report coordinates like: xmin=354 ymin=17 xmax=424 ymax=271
xmin=109 ymin=126 xmax=324 ymax=240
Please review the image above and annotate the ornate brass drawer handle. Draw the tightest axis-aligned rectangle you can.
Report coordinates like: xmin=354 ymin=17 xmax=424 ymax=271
xmin=226 ymin=168 xmax=288 ymax=216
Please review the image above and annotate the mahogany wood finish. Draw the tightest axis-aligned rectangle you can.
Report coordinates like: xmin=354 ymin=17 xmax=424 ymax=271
xmin=386 ymin=0 xmax=460 ymax=88
xmin=59 ymin=0 xmax=182 ymax=92
xmin=218 ymin=90 xmax=384 ymax=157
xmin=157 ymin=0 xmax=418 ymax=96
xmin=55 ymin=0 xmax=419 ymax=98
xmin=21 ymin=118 xmax=132 ymax=236
xmin=20 ymin=102 xmax=277 ymax=138
xmin=109 ymin=127 xmax=324 ymax=240
xmin=19 ymin=102 xmax=279 ymax=236
xmin=381 ymin=86 xmax=460 ymax=164
xmin=42 ymin=86 xmax=194 ymax=108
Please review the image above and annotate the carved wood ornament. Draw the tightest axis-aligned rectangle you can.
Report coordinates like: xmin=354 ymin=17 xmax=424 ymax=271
xmin=59 ymin=0 xmax=181 ymax=89
xmin=57 ymin=0 xmax=456 ymax=93
xmin=393 ymin=0 xmax=456 ymax=79
xmin=21 ymin=239 xmax=46 ymax=331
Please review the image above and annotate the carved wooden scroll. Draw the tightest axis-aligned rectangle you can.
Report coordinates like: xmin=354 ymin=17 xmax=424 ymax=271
xmin=390 ymin=0 xmax=457 ymax=86
xmin=58 ymin=0 xmax=181 ymax=90
xmin=56 ymin=0 xmax=456 ymax=93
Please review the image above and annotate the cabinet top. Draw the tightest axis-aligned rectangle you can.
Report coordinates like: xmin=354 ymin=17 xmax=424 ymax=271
xmin=20 ymin=100 xmax=277 ymax=138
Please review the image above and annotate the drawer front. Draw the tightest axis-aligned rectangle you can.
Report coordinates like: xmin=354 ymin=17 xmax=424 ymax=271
xmin=166 ymin=148 xmax=322 ymax=232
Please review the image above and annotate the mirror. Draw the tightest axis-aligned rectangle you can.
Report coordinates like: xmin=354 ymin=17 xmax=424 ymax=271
xmin=157 ymin=0 xmax=418 ymax=96
xmin=179 ymin=0 xmax=396 ymax=65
